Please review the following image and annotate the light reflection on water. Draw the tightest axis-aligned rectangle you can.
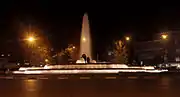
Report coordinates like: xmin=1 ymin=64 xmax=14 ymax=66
xmin=159 ymin=76 xmax=171 ymax=89
xmin=23 ymin=80 xmax=38 ymax=91
xmin=22 ymin=79 xmax=41 ymax=97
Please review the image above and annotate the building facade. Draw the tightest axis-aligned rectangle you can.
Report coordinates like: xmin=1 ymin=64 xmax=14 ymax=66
xmin=133 ymin=31 xmax=180 ymax=65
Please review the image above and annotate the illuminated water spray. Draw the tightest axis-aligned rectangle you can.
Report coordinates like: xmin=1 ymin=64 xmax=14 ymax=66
xmin=80 ymin=13 xmax=92 ymax=59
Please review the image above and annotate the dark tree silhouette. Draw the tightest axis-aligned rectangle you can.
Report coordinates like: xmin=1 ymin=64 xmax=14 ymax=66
xmin=112 ymin=40 xmax=128 ymax=64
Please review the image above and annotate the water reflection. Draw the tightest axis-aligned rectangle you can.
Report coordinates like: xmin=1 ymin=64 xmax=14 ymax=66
xmin=159 ymin=76 xmax=171 ymax=89
xmin=22 ymin=79 xmax=41 ymax=97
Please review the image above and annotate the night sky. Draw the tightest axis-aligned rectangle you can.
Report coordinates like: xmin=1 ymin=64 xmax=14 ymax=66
xmin=0 ymin=1 xmax=180 ymax=59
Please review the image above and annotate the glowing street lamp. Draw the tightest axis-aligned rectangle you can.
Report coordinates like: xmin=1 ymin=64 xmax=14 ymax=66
xmin=161 ymin=33 xmax=168 ymax=64
xmin=161 ymin=34 xmax=168 ymax=40
xmin=125 ymin=36 xmax=130 ymax=41
xmin=27 ymin=36 xmax=36 ymax=42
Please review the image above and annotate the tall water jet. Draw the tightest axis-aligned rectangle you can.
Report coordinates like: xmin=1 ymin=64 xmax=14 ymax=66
xmin=80 ymin=13 xmax=92 ymax=59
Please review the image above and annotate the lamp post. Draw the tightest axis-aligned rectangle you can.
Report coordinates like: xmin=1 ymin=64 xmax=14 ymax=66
xmin=161 ymin=34 xmax=168 ymax=64
xmin=125 ymin=36 xmax=131 ymax=64
xmin=25 ymin=35 xmax=37 ymax=65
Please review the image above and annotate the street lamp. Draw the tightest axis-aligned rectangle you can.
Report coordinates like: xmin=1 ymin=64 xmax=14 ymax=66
xmin=124 ymin=36 xmax=131 ymax=64
xmin=25 ymin=35 xmax=37 ymax=65
xmin=27 ymin=36 xmax=36 ymax=42
xmin=161 ymin=34 xmax=168 ymax=40
xmin=161 ymin=34 xmax=168 ymax=64
xmin=125 ymin=36 xmax=130 ymax=41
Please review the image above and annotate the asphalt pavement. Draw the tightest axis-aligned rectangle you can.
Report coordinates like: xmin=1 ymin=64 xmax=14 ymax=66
xmin=0 ymin=73 xmax=180 ymax=97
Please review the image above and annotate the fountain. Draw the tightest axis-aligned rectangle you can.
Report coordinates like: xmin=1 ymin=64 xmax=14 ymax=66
xmin=80 ymin=13 xmax=92 ymax=58
xmin=76 ymin=13 xmax=96 ymax=63
xmin=12 ymin=13 xmax=169 ymax=75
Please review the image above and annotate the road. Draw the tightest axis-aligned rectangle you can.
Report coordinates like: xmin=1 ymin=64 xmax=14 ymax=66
xmin=0 ymin=73 xmax=180 ymax=97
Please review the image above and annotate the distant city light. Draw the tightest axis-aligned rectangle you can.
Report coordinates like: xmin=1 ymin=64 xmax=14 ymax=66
xmin=73 ymin=46 xmax=75 ymax=49
xmin=1 ymin=54 xmax=4 ymax=57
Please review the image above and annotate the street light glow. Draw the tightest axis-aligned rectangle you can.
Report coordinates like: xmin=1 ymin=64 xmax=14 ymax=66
xmin=161 ymin=34 xmax=168 ymax=39
xmin=125 ymin=36 xmax=130 ymax=41
xmin=73 ymin=46 xmax=75 ymax=49
xmin=27 ymin=36 xmax=35 ymax=42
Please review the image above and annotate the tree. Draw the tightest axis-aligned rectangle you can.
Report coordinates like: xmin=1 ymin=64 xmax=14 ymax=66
xmin=56 ymin=44 xmax=78 ymax=64
xmin=112 ymin=40 xmax=128 ymax=64
xmin=31 ymin=45 xmax=53 ymax=65
xmin=64 ymin=44 xmax=78 ymax=60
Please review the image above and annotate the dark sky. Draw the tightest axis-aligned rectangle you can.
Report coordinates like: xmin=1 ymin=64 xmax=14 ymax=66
xmin=0 ymin=1 xmax=180 ymax=58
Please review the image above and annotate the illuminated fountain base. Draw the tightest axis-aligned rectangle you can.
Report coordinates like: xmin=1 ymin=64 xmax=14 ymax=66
xmin=13 ymin=64 xmax=168 ymax=74
xmin=13 ymin=69 xmax=168 ymax=74
xmin=76 ymin=60 xmax=96 ymax=63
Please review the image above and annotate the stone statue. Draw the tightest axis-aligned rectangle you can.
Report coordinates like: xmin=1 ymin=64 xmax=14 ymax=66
xmin=87 ymin=57 xmax=90 ymax=63
xmin=82 ymin=54 xmax=87 ymax=63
